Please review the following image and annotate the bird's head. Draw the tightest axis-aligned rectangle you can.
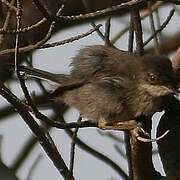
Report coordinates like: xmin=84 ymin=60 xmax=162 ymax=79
xmin=137 ymin=55 xmax=177 ymax=97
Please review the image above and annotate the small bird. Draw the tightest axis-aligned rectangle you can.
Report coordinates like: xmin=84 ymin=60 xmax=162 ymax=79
xmin=16 ymin=45 xmax=177 ymax=131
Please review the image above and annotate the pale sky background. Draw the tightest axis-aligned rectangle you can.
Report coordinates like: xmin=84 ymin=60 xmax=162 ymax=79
xmin=0 ymin=5 xmax=179 ymax=180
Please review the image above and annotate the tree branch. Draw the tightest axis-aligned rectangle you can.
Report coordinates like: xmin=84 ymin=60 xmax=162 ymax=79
xmin=0 ymin=84 xmax=75 ymax=180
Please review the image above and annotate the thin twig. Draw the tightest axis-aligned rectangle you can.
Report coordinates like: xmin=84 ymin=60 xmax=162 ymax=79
xmin=40 ymin=24 xmax=102 ymax=49
xmin=132 ymin=6 xmax=144 ymax=56
xmin=128 ymin=11 xmax=134 ymax=52
xmin=69 ymin=116 xmax=82 ymax=175
xmin=32 ymin=0 xmax=180 ymax=23
xmin=0 ymin=18 xmax=46 ymax=34
xmin=0 ymin=0 xmax=66 ymax=35
xmin=59 ymin=116 xmax=128 ymax=179
xmin=111 ymin=1 xmax=163 ymax=44
xmin=154 ymin=8 xmax=163 ymax=42
xmin=105 ymin=16 xmax=111 ymax=46
xmin=0 ymin=4 xmax=64 ymax=55
xmin=0 ymin=24 xmax=102 ymax=54
xmin=0 ymin=7 xmax=101 ymax=54
xmin=32 ymin=0 xmax=56 ymax=21
xmin=0 ymin=84 xmax=75 ymax=180
xmin=104 ymin=0 xmax=112 ymax=46
xmin=12 ymin=2 xmax=75 ymax=178
xmin=35 ymin=0 xmax=144 ymax=22
xmin=0 ymin=0 xmax=16 ymax=48
xmin=91 ymin=22 xmax=106 ymax=40
xmin=14 ymin=0 xmax=22 ymax=73
xmin=148 ymin=2 xmax=159 ymax=54
xmin=81 ymin=0 xmax=114 ymax=47
xmin=143 ymin=9 xmax=175 ymax=47
xmin=0 ymin=1 xmax=63 ymax=55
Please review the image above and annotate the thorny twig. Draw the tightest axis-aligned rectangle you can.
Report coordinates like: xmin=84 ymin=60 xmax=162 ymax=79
xmin=0 ymin=18 xmax=46 ymax=34
xmin=32 ymin=0 xmax=180 ymax=23
xmin=0 ymin=2 xmax=65 ymax=55
xmin=0 ymin=1 xmax=65 ymax=35
xmin=14 ymin=0 xmax=22 ymax=72
xmin=0 ymin=0 xmax=16 ymax=48
xmin=40 ymin=24 xmax=102 ymax=49
xmin=0 ymin=24 xmax=102 ymax=54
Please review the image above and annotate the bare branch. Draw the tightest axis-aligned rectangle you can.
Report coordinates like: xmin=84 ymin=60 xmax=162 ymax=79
xmin=33 ymin=0 xmax=180 ymax=23
xmin=0 ymin=84 xmax=75 ymax=180
xmin=111 ymin=1 xmax=163 ymax=44
xmin=148 ymin=2 xmax=160 ymax=54
xmin=143 ymin=9 xmax=175 ymax=47
xmin=105 ymin=15 xmax=111 ymax=46
xmin=0 ymin=0 xmax=16 ymax=47
xmin=69 ymin=116 xmax=82 ymax=175
xmin=40 ymin=24 xmax=102 ymax=49
xmin=132 ymin=6 xmax=144 ymax=56
xmin=0 ymin=18 xmax=46 ymax=34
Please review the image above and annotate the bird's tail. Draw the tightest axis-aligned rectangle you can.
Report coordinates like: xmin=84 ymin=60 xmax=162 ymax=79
xmin=8 ymin=65 xmax=70 ymax=84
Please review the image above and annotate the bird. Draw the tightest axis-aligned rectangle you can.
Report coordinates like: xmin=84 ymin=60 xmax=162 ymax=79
xmin=14 ymin=45 xmax=177 ymax=131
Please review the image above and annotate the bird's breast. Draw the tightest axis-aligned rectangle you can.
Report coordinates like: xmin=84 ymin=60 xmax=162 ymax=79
xmin=127 ymin=85 xmax=173 ymax=117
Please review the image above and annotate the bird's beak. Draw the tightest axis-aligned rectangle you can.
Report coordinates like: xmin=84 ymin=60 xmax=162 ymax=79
xmin=166 ymin=84 xmax=178 ymax=95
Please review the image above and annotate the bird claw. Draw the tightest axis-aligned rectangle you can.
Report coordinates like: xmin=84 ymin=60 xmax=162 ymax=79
xmin=98 ymin=118 xmax=169 ymax=143
xmin=131 ymin=126 xmax=169 ymax=143
xmin=134 ymin=126 xmax=150 ymax=138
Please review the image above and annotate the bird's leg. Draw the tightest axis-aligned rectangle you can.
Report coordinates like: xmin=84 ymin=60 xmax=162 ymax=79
xmin=98 ymin=118 xmax=168 ymax=142
xmin=98 ymin=118 xmax=143 ymax=131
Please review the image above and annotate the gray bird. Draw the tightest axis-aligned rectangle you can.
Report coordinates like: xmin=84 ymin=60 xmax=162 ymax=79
xmin=15 ymin=45 xmax=177 ymax=130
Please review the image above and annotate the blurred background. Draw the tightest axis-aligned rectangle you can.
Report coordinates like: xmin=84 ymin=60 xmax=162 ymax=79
xmin=0 ymin=1 xmax=180 ymax=179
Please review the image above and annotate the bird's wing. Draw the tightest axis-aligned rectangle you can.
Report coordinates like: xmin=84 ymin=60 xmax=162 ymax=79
xmin=71 ymin=45 xmax=138 ymax=82
xmin=83 ymin=76 xmax=133 ymax=122
xmin=99 ymin=76 xmax=129 ymax=88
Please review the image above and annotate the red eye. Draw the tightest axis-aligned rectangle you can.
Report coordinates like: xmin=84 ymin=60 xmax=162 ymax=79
xmin=148 ymin=73 xmax=158 ymax=84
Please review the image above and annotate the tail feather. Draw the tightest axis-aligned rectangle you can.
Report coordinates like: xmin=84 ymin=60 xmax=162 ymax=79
xmin=9 ymin=65 xmax=69 ymax=84
xmin=8 ymin=64 xmax=86 ymax=97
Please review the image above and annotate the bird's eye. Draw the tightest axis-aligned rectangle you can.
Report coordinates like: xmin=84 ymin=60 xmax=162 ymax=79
xmin=148 ymin=73 xmax=158 ymax=85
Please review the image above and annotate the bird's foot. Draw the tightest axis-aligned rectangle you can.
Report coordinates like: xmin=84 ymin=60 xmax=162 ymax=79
xmin=98 ymin=118 xmax=139 ymax=131
xmin=98 ymin=118 xmax=169 ymax=142
xmin=131 ymin=127 xmax=169 ymax=143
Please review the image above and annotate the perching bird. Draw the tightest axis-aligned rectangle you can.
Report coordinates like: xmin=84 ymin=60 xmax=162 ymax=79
xmin=14 ymin=45 xmax=177 ymax=130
